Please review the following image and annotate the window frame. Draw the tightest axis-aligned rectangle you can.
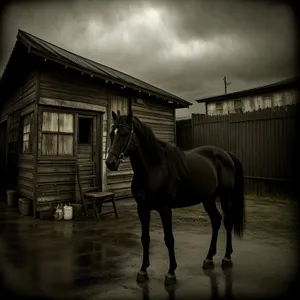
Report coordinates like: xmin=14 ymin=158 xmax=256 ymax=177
xmin=234 ymin=99 xmax=243 ymax=113
xmin=21 ymin=113 xmax=33 ymax=153
xmin=41 ymin=110 xmax=75 ymax=156
xmin=215 ymin=102 xmax=223 ymax=114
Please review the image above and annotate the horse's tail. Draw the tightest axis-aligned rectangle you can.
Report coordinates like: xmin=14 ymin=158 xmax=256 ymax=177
xmin=227 ymin=151 xmax=245 ymax=238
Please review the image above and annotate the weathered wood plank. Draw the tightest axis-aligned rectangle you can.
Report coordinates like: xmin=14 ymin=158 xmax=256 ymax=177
xmin=39 ymin=97 xmax=106 ymax=112
xmin=1 ymin=71 xmax=37 ymax=118
xmin=180 ymin=104 xmax=297 ymax=197
xmin=37 ymin=174 xmax=76 ymax=183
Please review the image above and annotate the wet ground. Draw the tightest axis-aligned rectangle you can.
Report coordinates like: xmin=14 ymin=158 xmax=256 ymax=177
xmin=0 ymin=196 xmax=298 ymax=300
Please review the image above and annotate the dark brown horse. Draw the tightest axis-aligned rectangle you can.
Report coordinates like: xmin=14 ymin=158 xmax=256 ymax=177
xmin=105 ymin=103 xmax=245 ymax=285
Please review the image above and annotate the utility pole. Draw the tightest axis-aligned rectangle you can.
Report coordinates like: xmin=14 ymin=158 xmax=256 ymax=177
xmin=223 ymin=76 xmax=232 ymax=94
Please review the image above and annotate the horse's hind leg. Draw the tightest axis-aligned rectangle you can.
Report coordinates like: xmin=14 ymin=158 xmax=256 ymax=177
xmin=220 ymin=192 xmax=233 ymax=268
xmin=158 ymin=207 xmax=177 ymax=285
xmin=202 ymin=198 xmax=222 ymax=269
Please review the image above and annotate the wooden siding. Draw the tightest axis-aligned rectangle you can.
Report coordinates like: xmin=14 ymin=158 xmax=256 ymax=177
xmin=39 ymin=64 xmax=108 ymax=107
xmin=75 ymin=141 xmax=94 ymax=201
xmin=1 ymin=71 xmax=37 ymax=120
xmin=133 ymin=99 xmax=175 ymax=144
xmin=206 ymin=88 xmax=299 ymax=116
xmin=36 ymin=159 xmax=77 ymax=203
xmin=1 ymin=69 xmax=37 ymax=194
xmin=106 ymin=95 xmax=176 ymax=199
xmin=0 ymin=121 xmax=7 ymax=194
xmin=19 ymin=153 xmax=34 ymax=199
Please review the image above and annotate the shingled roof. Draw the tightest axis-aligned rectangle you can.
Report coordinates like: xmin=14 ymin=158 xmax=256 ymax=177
xmin=1 ymin=29 xmax=191 ymax=107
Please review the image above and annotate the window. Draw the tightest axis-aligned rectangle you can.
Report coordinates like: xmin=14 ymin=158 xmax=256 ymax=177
xmin=263 ymin=94 xmax=272 ymax=108
xmin=42 ymin=112 xmax=74 ymax=156
xmin=8 ymin=112 xmax=20 ymax=153
xmin=22 ymin=113 xmax=33 ymax=153
xmin=78 ymin=117 xmax=92 ymax=144
xmin=272 ymin=93 xmax=282 ymax=107
xmin=215 ymin=102 xmax=223 ymax=114
xmin=234 ymin=99 xmax=242 ymax=113
xmin=283 ymin=91 xmax=292 ymax=105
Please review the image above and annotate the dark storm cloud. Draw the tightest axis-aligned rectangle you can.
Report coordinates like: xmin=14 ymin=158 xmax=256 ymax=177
xmin=0 ymin=0 xmax=296 ymax=117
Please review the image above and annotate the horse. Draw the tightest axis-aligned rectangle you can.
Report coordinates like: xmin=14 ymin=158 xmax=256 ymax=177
xmin=105 ymin=104 xmax=245 ymax=286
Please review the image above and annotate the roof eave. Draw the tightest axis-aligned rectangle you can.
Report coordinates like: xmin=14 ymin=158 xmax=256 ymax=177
xmin=17 ymin=30 xmax=191 ymax=107
xmin=195 ymin=78 xmax=299 ymax=103
xmin=29 ymin=48 xmax=190 ymax=107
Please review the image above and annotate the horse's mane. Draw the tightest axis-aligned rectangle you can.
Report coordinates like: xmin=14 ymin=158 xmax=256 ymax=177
xmin=132 ymin=116 xmax=188 ymax=181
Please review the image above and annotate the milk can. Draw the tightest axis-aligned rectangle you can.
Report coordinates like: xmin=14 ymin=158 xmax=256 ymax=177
xmin=63 ymin=203 xmax=73 ymax=220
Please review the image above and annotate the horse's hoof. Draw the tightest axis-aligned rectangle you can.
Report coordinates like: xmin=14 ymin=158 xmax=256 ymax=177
xmin=136 ymin=271 xmax=149 ymax=282
xmin=202 ymin=259 xmax=214 ymax=269
xmin=221 ymin=258 xmax=233 ymax=269
xmin=164 ymin=273 xmax=177 ymax=285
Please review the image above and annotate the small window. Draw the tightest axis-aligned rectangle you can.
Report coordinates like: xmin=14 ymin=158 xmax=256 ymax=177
xmin=234 ymin=99 xmax=243 ymax=113
xmin=41 ymin=111 xmax=74 ymax=156
xmin=263 ymin=94 xmax=272 ymax=108
xmin=78 ymin=117 xmax=92 ymax=144
xmin=215 ymin=102 xmax=223 ymax=113
xmin=22 ymin=113 xmax=33 ymax=153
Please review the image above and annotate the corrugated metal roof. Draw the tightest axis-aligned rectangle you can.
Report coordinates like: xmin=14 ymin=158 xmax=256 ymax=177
xmin=196 ymin=77 xmax=299 ymax=103
xmin=16 ymin=30 xmax=191 ymax=107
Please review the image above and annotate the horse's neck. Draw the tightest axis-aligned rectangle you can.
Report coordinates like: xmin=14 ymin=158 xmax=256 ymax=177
xmin=130 ymin=138 xmax=163 ymax=178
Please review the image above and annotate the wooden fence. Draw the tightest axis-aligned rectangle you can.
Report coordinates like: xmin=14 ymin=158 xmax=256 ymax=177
xmin=176 ymin=105 xmax=297 ymax=197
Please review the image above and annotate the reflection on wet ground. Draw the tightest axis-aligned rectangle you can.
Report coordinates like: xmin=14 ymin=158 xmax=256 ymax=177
xmin=0 ymin=200 xmax=298 ymax=299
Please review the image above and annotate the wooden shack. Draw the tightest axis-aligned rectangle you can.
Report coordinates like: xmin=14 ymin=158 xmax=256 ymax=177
xmin=0 ymin=30 xmax=191 ymax=217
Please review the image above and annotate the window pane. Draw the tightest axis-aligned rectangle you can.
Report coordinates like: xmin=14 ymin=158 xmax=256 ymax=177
xmin=59 ymin=113 xmax=74 ymax=133
xmin=42 ymin=112 xmax=58 ymax=132
xmin=42 ymin=134 xmax=58 ymax=155
xmin=23 ymin=133 xmax=30 ymax=142
xmin=23 ymin=124 xmax=30 ymax=134
xmin=23 ymin=141 xmax=29 ymax=152
xmin=23 ymin=113 xmax=32 ymax=126
xmin=58 ymin=134 xmax=73 ymax=155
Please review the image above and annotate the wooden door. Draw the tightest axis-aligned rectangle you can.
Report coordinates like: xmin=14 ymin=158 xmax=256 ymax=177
xmin=76 ymin=114 xmax=102 ymax=199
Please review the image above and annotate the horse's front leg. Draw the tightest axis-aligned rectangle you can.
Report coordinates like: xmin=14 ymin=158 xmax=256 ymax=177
xmin=159 ymin=207 xmax=177 ymax=285
xmin=136 ymin=205 xmax=151 ymax=282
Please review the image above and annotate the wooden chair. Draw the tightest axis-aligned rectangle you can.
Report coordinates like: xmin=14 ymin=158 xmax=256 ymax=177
xmin=76 ymin=161 xmax=118 ymax=221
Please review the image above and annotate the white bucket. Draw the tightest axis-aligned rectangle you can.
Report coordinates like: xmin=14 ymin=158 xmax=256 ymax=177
xmin=63 ymin=204 xmax=73 ymax=220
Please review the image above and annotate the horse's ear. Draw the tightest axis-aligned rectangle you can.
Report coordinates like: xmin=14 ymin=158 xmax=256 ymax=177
xmin=127 ymin=98 xmax=133 ymax=123
xmin=112 ymin=110 xmax=117 ymax=121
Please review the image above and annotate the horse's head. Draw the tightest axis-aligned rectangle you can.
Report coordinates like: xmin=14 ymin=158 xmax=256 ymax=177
xmin=105 ymin=108 xmax=137 ymax=171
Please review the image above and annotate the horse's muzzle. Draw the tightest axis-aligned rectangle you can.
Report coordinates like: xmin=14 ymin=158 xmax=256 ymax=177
xmin=105 ymin=153 xmax=120 ymax=171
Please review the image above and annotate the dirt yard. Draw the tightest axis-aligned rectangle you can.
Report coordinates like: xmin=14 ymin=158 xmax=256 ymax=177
xmin=0 ymin=195 xmax=298 ymax=300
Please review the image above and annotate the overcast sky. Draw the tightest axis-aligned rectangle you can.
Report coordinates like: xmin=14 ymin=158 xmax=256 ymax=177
xmin=0 ymin=0 xmax=296 ymax=117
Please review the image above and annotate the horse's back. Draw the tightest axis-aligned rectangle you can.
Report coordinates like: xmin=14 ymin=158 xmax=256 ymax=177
xmin=183 ymin=145 xmax=235 ymax=194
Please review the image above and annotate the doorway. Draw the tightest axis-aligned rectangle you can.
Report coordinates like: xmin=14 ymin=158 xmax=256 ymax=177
xmin=76 ymin=114 xmax=102 ymax=196
xmin=77 ymin=116 xmax=94 ymax=163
